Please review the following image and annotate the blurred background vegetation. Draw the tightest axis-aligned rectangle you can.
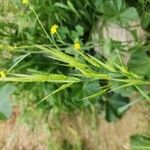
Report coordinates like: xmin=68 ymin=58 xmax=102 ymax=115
xmin=0 ymin=0 xmax=150 ymax=149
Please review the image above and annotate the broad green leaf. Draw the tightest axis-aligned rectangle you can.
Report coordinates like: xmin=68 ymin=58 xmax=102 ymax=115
xmin=141 ymin=12 xmax=150 ymax=29
xmin=120 ymin=7 xmax=139 ymax=23
xmin=0 ymin=84 xmax=16 ymax=119
xmin=128 ymin=50 xmax=150 ymax=77
xmin=118 ymin=100 xmax=138 ymax=115
xmin=71 ymin=80 xmax=101 ymax=105
xmin=75 ymin=25 xmax=84 ymax=37
xmin=83 ymin=80 xmax=100 ymax=95
xmin=105 ymin=93 xmax=129 ymax=122
xmin=130 ymin=135 xmax=150 ymax=150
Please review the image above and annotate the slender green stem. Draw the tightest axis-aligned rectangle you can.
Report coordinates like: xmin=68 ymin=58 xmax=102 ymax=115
xmin=29 ymin=4 xmax=59 ymax=49
xmin=56 ymin=33 xmax=65 ymax=45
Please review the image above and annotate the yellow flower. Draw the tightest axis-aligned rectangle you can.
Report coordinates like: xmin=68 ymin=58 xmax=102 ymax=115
xmin=73 ymin=42 xmax=81 ymax=50
xmin=0 ymin=71 xmax=6 ymax=78
xmin=50 ymin=24 xmax=59 ymax=35
xmin=22 ymin=0 xmax=29 ymax=5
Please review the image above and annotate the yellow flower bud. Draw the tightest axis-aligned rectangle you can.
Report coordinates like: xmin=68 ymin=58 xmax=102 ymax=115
xmin=73 ymin=42 xmax=81 ymax=50
xmin=0 ymin=71 xmax=6 ymax=78
xmin=50 ymin=24 xmax=59 ymax=35
xmin=22 ymin=0 xmax=29 ymax=5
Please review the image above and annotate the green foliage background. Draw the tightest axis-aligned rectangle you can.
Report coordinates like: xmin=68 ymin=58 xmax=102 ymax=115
xmin=0 ymin=0 xmax=150 ymax=122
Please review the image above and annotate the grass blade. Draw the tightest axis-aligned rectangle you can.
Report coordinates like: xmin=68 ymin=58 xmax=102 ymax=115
xmin=0 ymin=74 xmax=80 ymax=83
